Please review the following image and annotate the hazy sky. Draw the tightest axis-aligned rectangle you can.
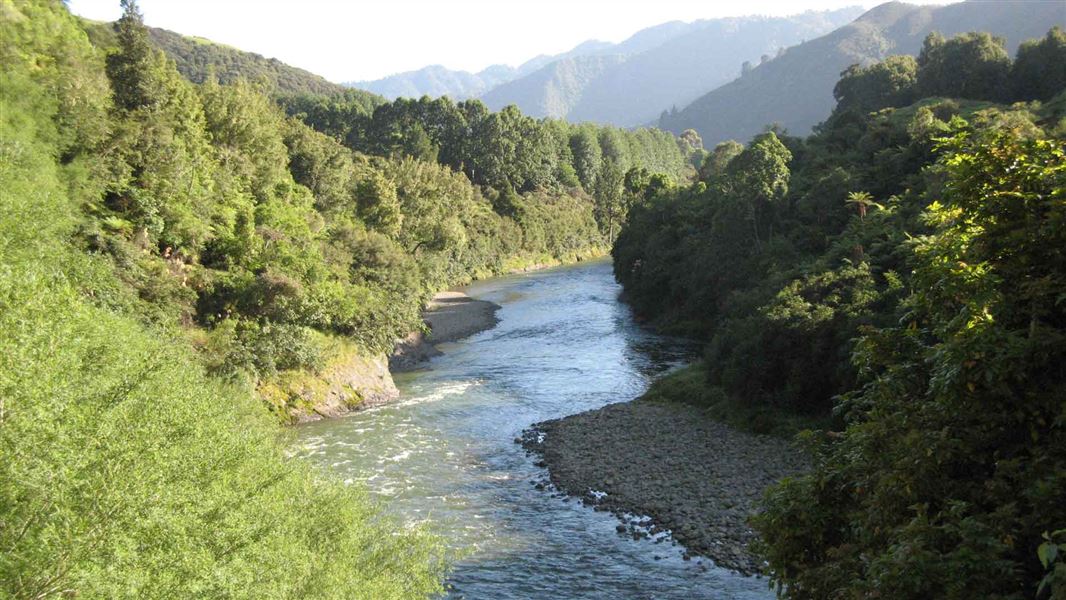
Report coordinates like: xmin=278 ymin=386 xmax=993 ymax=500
xmin=67 ymin=0 xmax=950 ymax=83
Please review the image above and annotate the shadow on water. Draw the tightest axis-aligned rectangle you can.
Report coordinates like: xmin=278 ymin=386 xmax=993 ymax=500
xmin=294 ymin=259 xmax=772 ymax=599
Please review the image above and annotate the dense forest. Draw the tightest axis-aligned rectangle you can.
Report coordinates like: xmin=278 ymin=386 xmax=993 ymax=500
xmin=0 ymin=0 xmax=695 ymax=595
xmin=615 ymin=27 xmax=1066 ymax=597
xmin=4 ymin=0 xmax=1065 ymax=596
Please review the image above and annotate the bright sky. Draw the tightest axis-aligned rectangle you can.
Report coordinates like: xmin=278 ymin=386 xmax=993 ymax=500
xmin=67 ymin=0 xmax=950 ymax=83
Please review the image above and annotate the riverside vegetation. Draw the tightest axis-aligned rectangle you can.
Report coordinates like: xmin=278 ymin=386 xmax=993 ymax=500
xmin=0 ymin=0 xmax=694 ymax=596
xmin=3 ymin=0 xmax=1065 ymax=597
xmin=612 ymin=27 xmax=1066 ymax=598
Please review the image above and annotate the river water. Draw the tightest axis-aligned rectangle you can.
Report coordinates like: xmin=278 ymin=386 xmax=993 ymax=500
xmin=294 ymin=260 xmax=773 ymax=599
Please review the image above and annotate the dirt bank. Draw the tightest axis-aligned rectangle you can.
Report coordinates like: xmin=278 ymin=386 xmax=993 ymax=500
xmin=390 ymin=291 xmax=501 ymax=371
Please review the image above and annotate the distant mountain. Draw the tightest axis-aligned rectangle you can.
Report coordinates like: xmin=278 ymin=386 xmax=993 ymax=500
xmin=350 ymin=10 xmax=858 ymax=112
xmin=661 ymin=1 xmax=1066 ymax=145
xmin=568 ymin=10 xmax=863 ymax=126
xmin=481 ymin=54 xmax=626 ymax=118
xmin=352 ymin=40 xmax=616 ymax=101
xmin=352 ymin=64 xmax=506 ymax=100
xmin=479 ymin=8 xmax=862 ymax=124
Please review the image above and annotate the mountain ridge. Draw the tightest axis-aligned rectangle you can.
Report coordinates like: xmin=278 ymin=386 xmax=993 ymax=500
xmin=350 ymin=8 xmax=860 ymax=115
xmin=661 ymin=0 xmax=1066 ymax=144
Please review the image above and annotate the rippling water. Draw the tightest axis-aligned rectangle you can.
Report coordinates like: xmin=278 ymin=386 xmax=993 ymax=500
xmin=294 ymin=259 xmax=773 ymax=599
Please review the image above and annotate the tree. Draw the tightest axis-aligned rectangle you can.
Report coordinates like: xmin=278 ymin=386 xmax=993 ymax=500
xmin=593 ymin=158 xmax=625 ymax=240
xmin=717 ymin=132 xmax=791 ymax=246
xmin=103 ymin=2 xmax=220 ymax=255
xmin=569 ymin=128 xmax=602 ymax=192
xmin=1011 ymin=26 xmax=1066 ymax=102
xmin=355 ymin=172 xmax=402 ymax=238
xmin=844 ymin=190 xmax=882 ymax=220
xmin=833 ymin=55 xmax=918 ymax=113
xmin=698 ymin=140 xmax=744 ymax=184
xmin=917 ymin=31 xmax=1011 ymax=102
xmin=755 ymin=128 xmax=1066 ymax=599
xmin=200 ymin=76 xmax=291 ymax=202
xmin=106 ymin=0 xmax=158 ymax=111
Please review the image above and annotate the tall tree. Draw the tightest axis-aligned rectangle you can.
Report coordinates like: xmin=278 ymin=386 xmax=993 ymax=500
xmin=570 ymin=128 xmax=602 ymax=192
xmin=718 ymin=132 xmax=791 ymax=246
xmin=1011 ymin=26 xmax=1066 ymax=102
xmin=917 ymin=31 xmax=1011 ymax=102
xmin=106 ymin=0 xmax=157 ymax=111
xmin=699 ymin=140 xmax=744 ymax=184
xmin=834 ymin=55 xmax=918 ymax=113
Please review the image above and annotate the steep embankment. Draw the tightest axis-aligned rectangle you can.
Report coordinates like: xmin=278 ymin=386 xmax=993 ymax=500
xmin=269 ymin=289 xmax=502 ymax=423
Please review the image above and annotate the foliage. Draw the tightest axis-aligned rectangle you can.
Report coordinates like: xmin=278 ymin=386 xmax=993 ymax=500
xmin=616 ymin=30 xmax=1066 ymax=596
xmin=755 ymin=128 xmax=1066 ymax=600
xmin=834 ymin=55 xmax=918 ymax=113
xmin=917 ymin=31 xmax=1012 ymax=102
xmin=0 ymin=3 xmax=445 ymax=595
xmin=280 ymin=94 xmax=690 ymax=207
xmin=1011 ymin=26 xmax=1066 ymax=103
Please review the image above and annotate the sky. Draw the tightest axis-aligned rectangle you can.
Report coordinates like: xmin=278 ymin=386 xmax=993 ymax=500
xmin=67 ymin=0 xmax=950 ymax=83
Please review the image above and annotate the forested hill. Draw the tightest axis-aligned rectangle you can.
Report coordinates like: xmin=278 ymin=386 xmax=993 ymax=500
xmin=614 ymin=24 xmax=1066 ymax=597
xmin=2 ymin=0 xmax=444 ymax=596
xmin=81 ymin=17 xmax=385 ymax=109
xmin=661 ymin=0 xmax=1065 ymax=144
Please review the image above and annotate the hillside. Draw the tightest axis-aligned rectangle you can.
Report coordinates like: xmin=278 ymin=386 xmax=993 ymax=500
xmin=353 ymin=9 xmax=858 ymax=119
xmin=479 ymin=9 xmax=861 ymax=126
xmin=81 ymin=18 xmax=384 ymax=109
xmin=352 ymin=40 xmax=616 ymax=100
xmin=480 ymin=54 xmax=627 ymax=118
xmin=660 ymin=0 xmax=1065 ymax=144
xmin=350 ymin=21 xmax=707 ymax=101
xmin=568 ymin=9 xmax=863 ymax=126
xmin=349 ymin=63 xmax=515 ymax=100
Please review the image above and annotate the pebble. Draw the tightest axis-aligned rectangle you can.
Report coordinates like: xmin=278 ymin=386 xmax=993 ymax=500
xmin=516 ymin=399 xmax=808 ymax=575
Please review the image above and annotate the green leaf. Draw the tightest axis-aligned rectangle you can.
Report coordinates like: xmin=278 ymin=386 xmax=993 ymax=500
xmin=1038 ymin=541 xmax=1058 ymax=569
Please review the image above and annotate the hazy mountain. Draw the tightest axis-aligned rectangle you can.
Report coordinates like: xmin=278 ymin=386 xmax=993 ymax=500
xmin=348 ymin=18 xmax=748 ymax=103
xmin=481 ymin=8 xmax=862 ymax=124
xmin=352 ymin=39 xmax=615 ymax=100
xmin=661 ymin=1 xmax=1066 ymax=144
xmin=481 ymin=54 xmax=626 ymax=117
xmin=351 ymin=64 xmax=508 ymax=100
xmin=569 ymin=9 xmax=864 ymax=126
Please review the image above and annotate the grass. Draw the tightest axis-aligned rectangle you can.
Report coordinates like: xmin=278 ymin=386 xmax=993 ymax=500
xmin=641 ymin=364 xmax=830 ymax=437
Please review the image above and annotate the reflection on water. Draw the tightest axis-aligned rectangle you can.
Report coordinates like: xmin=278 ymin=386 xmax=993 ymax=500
xmin=293 ymin=259 xmax=772 ymax=599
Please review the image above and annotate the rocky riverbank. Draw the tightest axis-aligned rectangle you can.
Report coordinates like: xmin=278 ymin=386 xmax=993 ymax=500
xmin=519 ymin=399 xmax=808 ymax=575
xmin=276 ymin=291 xmax=500 ymax=423
xmin=262 ymin=342 xmax=400 ymax=424
xmin=390 ymin=291 xmax=501 ymax=371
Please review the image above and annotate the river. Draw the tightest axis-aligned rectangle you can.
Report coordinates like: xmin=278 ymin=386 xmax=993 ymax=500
xmin=294 ymin=259 xmax=773 ymax=599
